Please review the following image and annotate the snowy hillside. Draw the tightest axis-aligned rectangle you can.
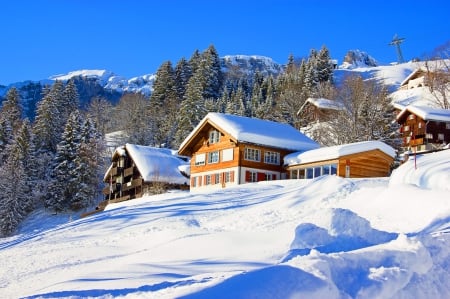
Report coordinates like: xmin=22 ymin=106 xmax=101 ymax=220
xmin=1 ymin=149 xmax=449 ymax=298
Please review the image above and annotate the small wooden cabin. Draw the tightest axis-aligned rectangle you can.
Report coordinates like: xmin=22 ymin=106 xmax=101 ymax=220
xmin=297 ymin=97 xmax=344 ymax=123
xmin=399 ymin=68 xmax=428 ymax=90
xmin=103 ymin=144 xmax=189 ymax=203
xmin=178 ymin=112 xmax=319 ymax=191
xmin=285 ymin=141 xmax=396 ymax=179
xmin=396 ymin=105 xmax=450 ymax=153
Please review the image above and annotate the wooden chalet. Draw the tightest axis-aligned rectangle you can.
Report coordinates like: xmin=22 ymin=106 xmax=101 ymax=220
xmin=285 ymin=141 xmax=396 ymax=179
xmin=396 ymin=105 xmax=450 ymax=153
xmin=297 ymin=97 xmax=344 ymax=123
xmin=103 ymin=144 xmax=189 ymax=203
xmin=399 ymin=67 xmax=429 ymax=90
xmin=178 ymin=113 xmax=319 ymax=191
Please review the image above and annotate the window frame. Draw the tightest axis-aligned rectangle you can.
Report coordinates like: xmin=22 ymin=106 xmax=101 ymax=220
xmin=208 ymin=151 xmax=219 ymax=164
xmin=209 ymin=130 xmax=220 ymax=144
xmin=264 ymin=151 xmax=280 ymax=165
xmin=244 ymin=147 xmax=260 ymax=162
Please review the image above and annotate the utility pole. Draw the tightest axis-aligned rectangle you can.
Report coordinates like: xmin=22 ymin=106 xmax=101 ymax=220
xmin=389 ymin=34 xmax=406 ymax=63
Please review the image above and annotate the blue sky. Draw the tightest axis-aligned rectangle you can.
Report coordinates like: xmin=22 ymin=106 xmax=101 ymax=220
xmin=1 ymin=0 xmax=449 ymax=85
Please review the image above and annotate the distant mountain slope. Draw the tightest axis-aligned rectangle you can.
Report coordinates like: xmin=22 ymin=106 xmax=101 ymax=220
xmin=1 ymin=53 xmax=441 ymax=121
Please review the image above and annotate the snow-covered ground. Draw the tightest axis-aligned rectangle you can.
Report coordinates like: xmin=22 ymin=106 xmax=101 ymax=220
xmin=1 ymin=149 xmax=449 ymax=298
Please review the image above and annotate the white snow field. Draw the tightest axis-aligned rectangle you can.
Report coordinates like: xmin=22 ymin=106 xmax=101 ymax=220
xmin=1 ymin=149 xmax=449 ymax=299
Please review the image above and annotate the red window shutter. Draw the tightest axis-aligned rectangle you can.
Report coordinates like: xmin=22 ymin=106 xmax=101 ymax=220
xmin=198 ymin=176 xmax=202 ymax=186
xmin=257 ymin=172 xmax=265 ymax=182
xmin=230 ymin=171 xmax=234 ymax=182
xmin=190 ymin=177 xmax=195 ymax=186
xmin=245 ymin=171 xmax=251 ymax=182
xmin=212 ymin=174 xmax=215 ymax=184
xmin=204 ymin=175 xmax=207 ymax=185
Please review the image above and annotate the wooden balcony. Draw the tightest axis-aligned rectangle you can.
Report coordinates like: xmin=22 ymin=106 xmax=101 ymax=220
xmin=124 ymin=166 xmax=134 ymax=177
xmin=122 ymin=178 xmax=143 ymax=192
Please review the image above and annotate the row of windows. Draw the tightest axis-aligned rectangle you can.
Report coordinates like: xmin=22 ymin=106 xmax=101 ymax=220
xmin=195 ymin=148 xmax=234 ymax=166
xmin=290 ymin=164 xmax=337 ymax=179
xmin=195 ymin=148 xmax=281 ymax=166
xmin=244 ymin=148 xmax=280 ymax=165
xmin=191 ymin=171 xmax=234 ymax=187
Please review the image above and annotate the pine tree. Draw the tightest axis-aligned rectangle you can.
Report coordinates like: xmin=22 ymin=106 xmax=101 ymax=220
xmin=0 ymin=116 xmax=13 ymax=166
xmin=11 ymin=119 xmax=36 ymax=212
xmin=174 ymin=72 xmax=207 ymax=147
xmin=46 ymin=111 xmax=83 ymax=212
xmin=174 ymin=57 xmax=192 ymax=101
xmin=200 ymin=44 xmax=223 ymax=100
xmin=316 ymin=45 xmax=334 ymax=84
xmin=0 ymin=136 xmax=30 ymax=237
xmin=1 ymin=87 xmax=23 ymax=133
xmin=149 ymin=61 xmax=179 ymax=147
xmin=71 ymin=117 xmax=103 ymax=209
xmin=0 ymin=158 xmax=28 ymax=237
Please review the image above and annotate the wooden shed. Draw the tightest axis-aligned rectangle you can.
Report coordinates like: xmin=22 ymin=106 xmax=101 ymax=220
xmin=285 ymin=141 xmax=396 ymax=179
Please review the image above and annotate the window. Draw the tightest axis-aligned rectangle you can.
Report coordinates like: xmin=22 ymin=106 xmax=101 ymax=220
xmin=438 ymin=133 xmax=444 ymax=141
xmin=322 ymin=165 xmax=330 ymax=175
xmin=195 ymin=153 xmax=206 ymax=166
xmin=222 ymin=148 xmax=234 ymax=162
xmin=249 ymin=172 xmax=257 ymax=182
xmin=208 ymin=151 xmax=219 ymax=164
xmin=264 ymin=151 xmax=280 ymax=165
xmin=205 ymin=175 xmax=211 ymax=185
xmin=404 ymin=125 xmax=410 ymax=132
xmin=244 ymin=148 xmax=260 ymax=162
xmin=291 ymin=169 xmax=298 ymax=179
xmin=225 ymin=171 xmax=231 ymax=183
xmin=418 ymin=122 xmax=422 ymax=129
xmin=214 ymin=173 xmax=220 ymax=184
xmin=306 ymin=168 xmax=314 ymax=179
xmin=209 ymin=130 xmax=220 ymax=144
xmin=446 ymin=123 xmax=450 ymax=130
xmin=426 ymin=133 xmax=433 ymax=139
xmin=314 ymin=167 xmax=321 ymax=177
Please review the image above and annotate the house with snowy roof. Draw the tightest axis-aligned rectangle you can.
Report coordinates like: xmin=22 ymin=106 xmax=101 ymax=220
xmin=284 ymin=140 xmax=396 ymax=179
xmin=297 ymin=97 xmax=345 ymax=123
xmin=102 ymin=144 xmax=190 ymax=202
xmin=395 ymin=105 xmax=450 ymax=153
xmin=178 ymin=112 xmax=319 ymax=191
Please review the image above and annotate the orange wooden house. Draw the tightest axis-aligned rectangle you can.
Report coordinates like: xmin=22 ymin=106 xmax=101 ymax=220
xmin=178 ymin=113 xmax=319 ymax=191
xmin=285 ymin=140 xmax=396 ymax=179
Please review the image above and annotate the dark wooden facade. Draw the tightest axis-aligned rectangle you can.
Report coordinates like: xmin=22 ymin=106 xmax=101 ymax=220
xmin=396 ymin=107 xmax=450 ymax=153
xmin=102 ymin=145 xmax=189 ymax=203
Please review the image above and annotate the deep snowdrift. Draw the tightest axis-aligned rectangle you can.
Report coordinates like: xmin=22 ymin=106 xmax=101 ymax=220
xmin=0 ymin=150 xmax=449 ymax=299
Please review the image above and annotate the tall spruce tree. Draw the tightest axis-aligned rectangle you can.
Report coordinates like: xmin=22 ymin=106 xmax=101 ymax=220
xmin=1 ymin=87 xmax=23 ymax=134
xmin=0 ymin=128 xmax=31 ymax=237
xmin=46 ymin=111 xmax=83 ymax=212
xmin=149 ymin=61 xmax=178 ymax=147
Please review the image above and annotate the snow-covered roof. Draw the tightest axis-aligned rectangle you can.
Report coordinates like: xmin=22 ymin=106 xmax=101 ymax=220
xmin=284 ymin=141 xmax=396 ymax=166
xmin=304 ymin=97 xmax=345 ymax=111
xmin=396 ymin=105 xmax=450 ymax=122
xmin=179 ymin=113 xmax=320 ymax=152
xmin=122 ymin=144 xmax=189 ymax=185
